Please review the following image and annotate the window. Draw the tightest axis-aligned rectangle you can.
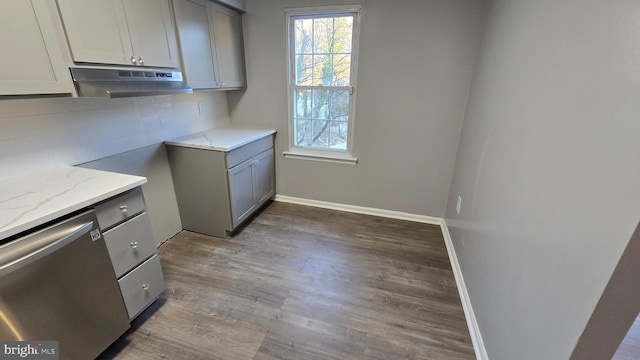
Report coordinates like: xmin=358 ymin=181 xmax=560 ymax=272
xmin=285 ymin=6 xmax=361 ymax=163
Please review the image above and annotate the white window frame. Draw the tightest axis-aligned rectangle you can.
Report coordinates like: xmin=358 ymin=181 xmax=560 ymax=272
xmin=284 ymin=5 xmax=361 ymax=164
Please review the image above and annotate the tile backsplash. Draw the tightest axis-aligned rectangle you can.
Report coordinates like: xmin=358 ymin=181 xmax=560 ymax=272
xmin=0 ymin=92 xmax=229 ymax=181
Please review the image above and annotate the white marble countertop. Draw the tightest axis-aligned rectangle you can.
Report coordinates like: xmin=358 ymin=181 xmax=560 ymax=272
xmin=165 ymin=124 xmax=276 ymax=152
xmin=0 ymin=166 xmax=146 ymax=240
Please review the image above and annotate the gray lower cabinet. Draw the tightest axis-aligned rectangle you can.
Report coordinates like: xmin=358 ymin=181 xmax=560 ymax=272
xmin=102 ymin=212 xmax=157 ymax=278
xmin=228 ymin=148 xmax=274 ymax=228
xmin=167 ymin=134 xmax=275 ymax=237
xmin=117 ymin=255 xmax=165 ymax=319
xmin=94 ymin=187 xmax=166 ymax=320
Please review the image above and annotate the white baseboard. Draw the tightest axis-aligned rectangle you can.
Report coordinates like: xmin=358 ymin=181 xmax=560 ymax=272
xmin=274 ymin=195 xmax=442 ymax=225
xmin=441 ymin=219 xmax=489 ymax=360
xmin=273 ymin=195 xmax=487 ymax=359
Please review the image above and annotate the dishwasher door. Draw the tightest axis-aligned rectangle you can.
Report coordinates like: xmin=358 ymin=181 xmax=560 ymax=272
xmin=0 ymin=210 xmax=130 ymax=359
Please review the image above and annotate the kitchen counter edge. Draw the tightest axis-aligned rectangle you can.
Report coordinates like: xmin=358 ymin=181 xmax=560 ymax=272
xmin=164 ymin=125 xmax=277 ymax=152
xmin=0 ymin=167 xmax=146 ymax=240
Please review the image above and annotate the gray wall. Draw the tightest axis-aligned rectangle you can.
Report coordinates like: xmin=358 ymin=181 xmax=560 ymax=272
xmin=0 ymin=92 xmax=229 ymax=181
xmin=445 ymin=1 xmax=640 ymax=359
xmin=228 ymin=0 xmax=487 ymax=217
xmin=80 ymin=144 xmax=183 ymax=246
xmin=0 ymin=92 xmax=229 ymax=245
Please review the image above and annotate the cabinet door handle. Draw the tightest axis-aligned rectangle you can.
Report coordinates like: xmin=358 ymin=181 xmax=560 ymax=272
xmin=130 ymin=241 xmax=138 ymax=249
xmin=137 ymin=57 xmax=144 ymax=66
xmin=141 ymin=283 xmax=150 ymax=291
xmin=119 ymin=205 xmax=128 ymax=213
xmin=129 ymin=56 xmax=137 ymax=65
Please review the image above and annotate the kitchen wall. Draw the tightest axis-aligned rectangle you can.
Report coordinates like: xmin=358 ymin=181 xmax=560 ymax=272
xmin=0 ymin=92 xmax=230 ymax=243
xmin=444 ymin=0 xmax=640 ymax=359
xmin=0 ymin=92 xmax=229 ymax=181
xmin=80 ymin=144 xmax=182 ymax=245
xmin=227 ymin=0 xmax=487 ymax=217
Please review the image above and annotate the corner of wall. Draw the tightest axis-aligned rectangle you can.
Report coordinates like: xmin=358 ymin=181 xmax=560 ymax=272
xmin=440 ymin=219 xmax=489 ymax=360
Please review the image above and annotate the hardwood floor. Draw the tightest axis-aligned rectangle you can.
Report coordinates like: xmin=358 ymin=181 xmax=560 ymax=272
xmin=613 ymin=314 xmax=640 ymax=360
xmin=98 ymin=201 xmax=475 ymax=360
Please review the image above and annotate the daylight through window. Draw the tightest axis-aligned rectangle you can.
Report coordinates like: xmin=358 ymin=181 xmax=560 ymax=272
xmin=288 ymin=7 xmax=360 ymax=155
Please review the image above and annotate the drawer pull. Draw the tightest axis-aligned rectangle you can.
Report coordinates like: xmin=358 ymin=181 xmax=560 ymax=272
xmin=141 ymin=283 xmax=150 ymax=291
xmin=130 ymin=241 xmax=138 ymax=249
xmin=119 ymin=205 xmax=128 ymax=213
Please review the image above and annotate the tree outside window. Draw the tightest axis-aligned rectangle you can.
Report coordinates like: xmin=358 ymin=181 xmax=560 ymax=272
xmin=288 ymin=10 xmax=359 ymax=154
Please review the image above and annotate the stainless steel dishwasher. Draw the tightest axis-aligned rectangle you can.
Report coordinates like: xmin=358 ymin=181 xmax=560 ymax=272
xmin=0 ymin=210 xmax=130 ymax=359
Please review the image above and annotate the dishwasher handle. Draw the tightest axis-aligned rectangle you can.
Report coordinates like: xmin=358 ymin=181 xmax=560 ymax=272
xmin=0 ymin=218 xmax=95 ymax=277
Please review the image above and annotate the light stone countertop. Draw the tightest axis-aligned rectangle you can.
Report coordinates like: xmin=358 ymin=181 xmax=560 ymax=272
xmin=0 ymin=166 xmax=146 ymax=240
xmin=164 ymin=124 xmax=277 ymax=152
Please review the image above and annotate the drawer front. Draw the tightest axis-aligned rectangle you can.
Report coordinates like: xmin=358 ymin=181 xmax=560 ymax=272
xmin=95 ymin=187 xmax=146 ymax=230
xmin=118 ymin=255 xmax=166 ymax=320
xmin=226 ymin=135 xmax=273 ymax=169
xmin=103 ymin=212 xmax=157 ymax=278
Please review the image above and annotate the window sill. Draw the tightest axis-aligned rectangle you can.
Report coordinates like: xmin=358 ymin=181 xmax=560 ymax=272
xmin=283 ymin=151 xmax=358 ymax=164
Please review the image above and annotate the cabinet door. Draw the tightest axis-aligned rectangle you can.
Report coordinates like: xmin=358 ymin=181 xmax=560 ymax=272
xmin=172 ymin=0 xmax=218 ymax=88
xmin=123 ymin=0 xmax=180 ymax=68
xmin=57 ymin=0 xmax=133 ymax=66
xmin=0 ymin=0 xmax=73 ymax=95
xmin=211 ymin=4 xmax=244 ymax=88
xmin=228 ymin=159 xmax=256 ymax=229
xmin=254 ymin=149 xmax=275 ymax=206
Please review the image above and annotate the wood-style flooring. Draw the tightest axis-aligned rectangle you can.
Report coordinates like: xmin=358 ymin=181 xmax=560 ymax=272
xmin=98 ymin=201 xmax=475 ymax=360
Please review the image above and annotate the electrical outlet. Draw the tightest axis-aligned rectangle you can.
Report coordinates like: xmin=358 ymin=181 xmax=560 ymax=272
xmin=456 ymin=196 xmax=462 ymax=214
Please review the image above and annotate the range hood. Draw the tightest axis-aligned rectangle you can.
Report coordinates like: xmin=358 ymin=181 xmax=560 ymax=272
xmin=70 ymin=68 xmax=193 ymax=98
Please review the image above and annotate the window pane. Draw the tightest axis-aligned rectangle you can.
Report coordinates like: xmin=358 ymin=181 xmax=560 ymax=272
xmin=333 ymin=16 xmax=353 ymax=54
xmin=313 ymin=18 xmax=332 ymax=54
xmin=312 ymin=55 xmax=330 ymax=86
xmin=295 ymin=54 xmax=312 ymax=86
xmin=295 ymin=119 xmax=312 ymax=146
xmin=332 ymin=54 xmax=351 ymax=86
xmin=329 ymin=121 xmax=348 ymax=150
xmin=294 ymin=15 xmax=354 ymax=87
xmin=312 ymin=89 xmax=329 ymax=120
xmin=294 ymin=19 xmax=313 ymax=54
xmin=293 ymin=89 xmax=350 ymax=150
xmin=294 ymin=89 xmax=312 ymax=118
xmin=311 ymin=120 xmax=330 ymax=148
xmin=329 ymin=90 xmax=349 ymax=120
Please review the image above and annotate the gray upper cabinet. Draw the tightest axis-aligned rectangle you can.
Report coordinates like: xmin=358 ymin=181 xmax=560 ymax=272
xmin=57 ymin=0 xmax=179 ymax=68
xmin=0 ymin=0 xmax=73 ymax=95
xmin=172 ymin=0 xmax=218 ymax=88
xmin=211 ymin=4 xmax=244 ymax=88
xmin=173 ymin=0 xmax=245 ymax=90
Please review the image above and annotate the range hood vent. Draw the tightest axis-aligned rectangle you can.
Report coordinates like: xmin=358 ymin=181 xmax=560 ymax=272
xmin=70 ymin=68 xmax=193 ymax=98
